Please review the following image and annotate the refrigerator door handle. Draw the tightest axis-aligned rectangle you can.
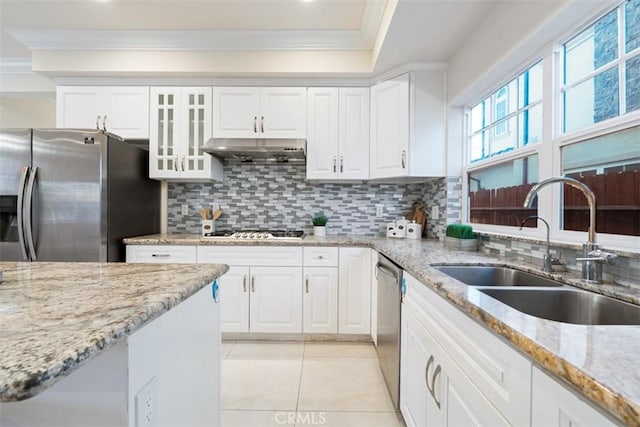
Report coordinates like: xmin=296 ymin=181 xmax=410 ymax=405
xmin=17 ymin=166 xmax=30 ymax=261
xmin=24 ymin=166 xmax=38 ymax=261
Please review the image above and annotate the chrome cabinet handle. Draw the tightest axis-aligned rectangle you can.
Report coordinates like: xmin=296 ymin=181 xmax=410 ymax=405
xmin=181 ymin=155 xmax=185 ymax=172
xmin=17 ymin=166 xmax=29 ymax=261
xmin=243 ymin=275 xmax=247 ymax=292
xmin=340 ymin=156 xmax=344 ymax=173
xmin=251 ymin=276 xmax=255 ymax=292
xmin=401 ymin=150 xmax=406 ymax=169
xmin=317 ymin=255 xmax=323 ymax=259
xmin=260 ymin=116 xmax=264 ymax=133
xmin=24 ymin=166 xmax=38 ymax=261
xmin=305 ymin=277 xmax=309 ymax=293
xmin=102 ymin=115 xmax=107 ymax=131
xmin=151 ymin=253 xmax=171 ymax=258
xmin=431 ymin=365 xmax=442 ymax=409
xmin=333 ymin=157 xmax=337 ymax=173
xmin=174 ymin=156 xmax=178 ymax=171
xmin=253 ymin=116 xmax=257 ymax=133
xmin=96 ymin=115 xmax=101 ymax=130
xmin=425 ymin=355 xmax=434 ymax=394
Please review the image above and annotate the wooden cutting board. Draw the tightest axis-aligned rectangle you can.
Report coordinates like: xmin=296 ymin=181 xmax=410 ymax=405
xmin=406 ymin=201 xmax=428 ymax=237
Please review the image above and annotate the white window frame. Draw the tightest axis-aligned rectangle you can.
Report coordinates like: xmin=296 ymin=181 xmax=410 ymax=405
xmin=462 ymin=0 xmax=640 ymax=253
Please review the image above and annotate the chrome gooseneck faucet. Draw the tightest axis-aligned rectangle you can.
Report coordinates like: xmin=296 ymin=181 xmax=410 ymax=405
xmin=519 ymin=215 xmax=554 ymax=273
xmin=523 ymin=176 xmax=616 ymax=283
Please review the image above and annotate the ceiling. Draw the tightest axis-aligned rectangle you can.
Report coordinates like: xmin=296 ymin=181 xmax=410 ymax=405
xmin=0 ymin=0 xmax=499 ymax=80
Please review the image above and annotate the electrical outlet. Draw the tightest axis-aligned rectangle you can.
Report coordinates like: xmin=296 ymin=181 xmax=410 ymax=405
xmin=181 ymin=204 xmax=189 ymax=215
xmin=135 ymin=377 xmax=157 ymax=427
xmin=431 ymin=205 xmax=439 ymax=220
xmin=375 ymin=204 xmax=384 ymax=217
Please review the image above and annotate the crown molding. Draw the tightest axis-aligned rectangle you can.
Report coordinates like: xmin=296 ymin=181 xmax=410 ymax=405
xmin=0 ymin=57 xmax=32 ymax=74
xmin=371 ymin=62 xmax=447 ymax=84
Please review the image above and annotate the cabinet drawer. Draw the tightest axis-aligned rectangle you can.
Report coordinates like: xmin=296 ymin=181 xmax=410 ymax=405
xmin=126 ymin=245 xmax=196 ymax=263
xmin=303 ymin=247 xmax=338 ymax=266
xmin=197 ymin=246 xmax=302 ymax=266
xmin=404 ymin=272 xmax=531 ymax=426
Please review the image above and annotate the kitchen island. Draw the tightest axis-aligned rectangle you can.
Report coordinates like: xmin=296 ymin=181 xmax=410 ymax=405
xmin=125 ymin=234 xmax=640 ymax=426
xmin=0 ymin=261 xmax=228 ymax=426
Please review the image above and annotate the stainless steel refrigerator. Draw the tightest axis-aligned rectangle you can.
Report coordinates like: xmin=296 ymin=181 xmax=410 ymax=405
xmin=0 ymin=129 xmax=160 ymax=262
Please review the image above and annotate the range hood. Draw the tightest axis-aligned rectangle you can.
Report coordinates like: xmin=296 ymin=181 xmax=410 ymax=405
xmin=201 ymin=138 xmax=306 ymax=164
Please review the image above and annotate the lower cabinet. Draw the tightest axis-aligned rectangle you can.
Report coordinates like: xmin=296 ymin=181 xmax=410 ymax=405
xmin=531 ymin=366 xmax=617 ymax=427
xmin=126 ymin=245 xmax=197 ymax=263
xmin=338 ymin=247 xmax=372 ymax=334
xmin=303 ymin=266 xmax=339 ymax=333
xmin=249 ymin=266 xmax=303 ymax=333
xmin=401 ymin=271 xmax=530 ymax=427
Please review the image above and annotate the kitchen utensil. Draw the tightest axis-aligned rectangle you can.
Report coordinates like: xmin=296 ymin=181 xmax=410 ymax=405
xmin=212 ymin=209 xmax=222 ymax=221
xmin=406 ymin=201 xmax=428 ymax=237
xmin=199 ymin=208 xmax=211 ymax=220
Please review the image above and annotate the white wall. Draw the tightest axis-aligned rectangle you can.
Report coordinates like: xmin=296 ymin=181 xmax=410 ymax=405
xmin=0 ymin=96 xmax=56 ymax=127
xmin=447 ymin=0 xmax=607 ymax=106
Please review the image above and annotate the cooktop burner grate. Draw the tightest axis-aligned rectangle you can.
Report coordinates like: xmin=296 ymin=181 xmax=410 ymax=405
xmin=203 ymin=230 xmax=305 ymax=240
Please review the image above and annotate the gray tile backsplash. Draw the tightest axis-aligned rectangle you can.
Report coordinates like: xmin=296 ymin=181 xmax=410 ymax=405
xmin=167 ymin=164 xmax=448 ymax=238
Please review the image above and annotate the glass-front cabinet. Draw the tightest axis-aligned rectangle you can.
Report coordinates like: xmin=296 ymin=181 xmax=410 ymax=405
xmin=149 ymin=87 xmax=222 ymax=181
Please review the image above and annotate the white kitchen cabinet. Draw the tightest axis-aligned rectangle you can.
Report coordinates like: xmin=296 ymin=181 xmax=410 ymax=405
xmin=531 ymin=366 xmax=617 ymax=427
xmin=197 ymin=246 xmax=303 ymax=334
xmin=369 ymin=70 xmax=445 ymax=180
xmin=338 ymin=247 xmax=372 ymax=334
xmin=149 ymin=87 xmax=223 ymax=181
xmin=303 ymin=267 xmax=339 ymax=333
xmin=306 ymin=87 xmax=369 ymax=180
xmin=218 ymin=266 xmax=250 ymax=333
xmin=400 ymin=271 xmax=531 ymax=427
xmin=125 ymin=244 xmax=197 ymax=263
xmin=56 ymin=86 xmax=150 ymax=139
xmin=213 ymin=87 xmax=306 ymax=139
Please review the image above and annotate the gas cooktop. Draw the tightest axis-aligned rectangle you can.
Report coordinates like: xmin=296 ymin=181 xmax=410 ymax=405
xmin=203 ymin=230 xmax=305 ymax=240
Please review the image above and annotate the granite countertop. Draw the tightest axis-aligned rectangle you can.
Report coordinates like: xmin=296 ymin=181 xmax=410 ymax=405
xmin=125 ymin=233 xmax=640 ymax=425
xmin=0 ymin=262 xmax=228 ymax=402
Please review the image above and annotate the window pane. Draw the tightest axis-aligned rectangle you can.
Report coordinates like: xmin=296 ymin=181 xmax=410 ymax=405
xmin=564 ymin=66 xmax=619 ymax=132
xmin=469 ymin=132 xmax=486 ymax=163
xmin=469 ymin=155 xmax=539 ymax=227
xmin=470 ymin=103 xmax=484 ymax=133
xmin=519 ymin=62 xmax=543 ymax=107
xmin=626 ymin=54 xmax=640 ymax=112
xmin=562 ymin=126 xmax=640 ymax=236
xmin=626 ymin=0 xmax=640 ymax=53
xmin=518 ymin=103 xmax=543 ymax=146
xmin=565 ymin=9 xmax=618 ymax=84
xmin=490 ymin=114 xmax=517 ymax=156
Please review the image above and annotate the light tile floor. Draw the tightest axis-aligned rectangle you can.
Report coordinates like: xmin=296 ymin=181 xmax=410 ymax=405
xmin=221 ymin=341 xmax=405 ymax=427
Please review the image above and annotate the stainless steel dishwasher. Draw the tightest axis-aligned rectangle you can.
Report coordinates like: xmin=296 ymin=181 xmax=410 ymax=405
xmin=375 ymin=253 xmax=403 ymax=409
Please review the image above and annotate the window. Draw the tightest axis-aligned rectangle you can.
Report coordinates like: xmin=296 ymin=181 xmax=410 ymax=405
xmin=469 ymin=155 xmax=539 ymax=227
xmin=561 ymin=126 xmax=640 ymax=236
xmin=468 ymin=61 xmax=543 ymax=162
xmin=562 ymin=0 xmax=640 ymax=133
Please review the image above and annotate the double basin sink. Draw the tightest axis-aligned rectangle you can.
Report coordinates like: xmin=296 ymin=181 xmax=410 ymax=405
xmin=432 ymin=265 xmax=640 ymax=325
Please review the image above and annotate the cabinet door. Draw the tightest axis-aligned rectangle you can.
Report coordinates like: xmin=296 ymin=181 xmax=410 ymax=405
xmin=102 ymin=87 xmax=149 ymax=139
xmin=212 ymin=87 xmax=259 ymax=138
xmin=370 ymin=75 xmax=409 ymax=179
xmin=218 ymin=266 xmax=250 ymax=333
xmin=56 ymin=86 xmax=101 ymax=130
xmin=179 ymin=87 xmax=213 ymax=179
xmin=259 ymin=87 xmax=307 ymax=138
xmin=249 ymin=266 xmax=303 ymax=333
xmin=338 ymin=247 xmax=372 ymax=334
xmin=306 ymin=88 xmax=339 ymax=180
xmin=303 ymin=267 xmax=338 ymax=333
xmin=339 ymin=88 xmax=370 ymax=180
xmin=400 ymin=307 xmax=432 ymax=427
xmin=531 ymin=367 xmax=616 ymax=427
xmin=149 ymin=87 xmax=181 ymax=179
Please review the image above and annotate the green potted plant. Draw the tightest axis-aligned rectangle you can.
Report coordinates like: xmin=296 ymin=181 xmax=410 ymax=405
xmin=444 ymin=224 xmax=477 ymax=251
xmin=312 ymin=213 xmax=328 ymax=237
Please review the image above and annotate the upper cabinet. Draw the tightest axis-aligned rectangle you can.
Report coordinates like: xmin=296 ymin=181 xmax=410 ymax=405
xmin=212 ymin=87 xmax=307 ymax=139
xmin=149 ymin=87 xmax=222 ymax=181
xmin=369 ymin=71 xmax=445 ymax=180
xmin=56 ymin=86 xmax=150 ymax=139
xmin=306 ymin=87 xmax=369 ymax=180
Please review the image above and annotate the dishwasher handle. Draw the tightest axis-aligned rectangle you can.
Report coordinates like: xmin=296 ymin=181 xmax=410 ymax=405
xmin=376 ymin=262 xmax=400 ymax=281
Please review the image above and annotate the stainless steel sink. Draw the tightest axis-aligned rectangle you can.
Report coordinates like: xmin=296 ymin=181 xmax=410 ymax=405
xmin=478 ymin=288 xmax=640 ymax=325
xmin=433 ymin=265 xmax=563 ymax=287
